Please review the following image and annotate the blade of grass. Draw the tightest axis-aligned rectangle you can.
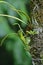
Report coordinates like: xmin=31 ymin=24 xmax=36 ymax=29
xmin=13 ymin=23 xmax=25 ymax=34
xmin=0 ymin=33 xmax=17 ymax=46
xmin=18 ymin=10 xmax=31 ymax=22
xmin=0 ymin=1 xmax=19 ymax=15
xmin=0 ymin=14 xmax=27 ymax=25
xmin=0 ymin=1 xmax=31 ymax=22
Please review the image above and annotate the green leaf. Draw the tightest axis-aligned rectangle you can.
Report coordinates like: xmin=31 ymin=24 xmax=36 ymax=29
xmin=26 ymin=30 xmax=37 ymax=35
xmin=1 ymin=33 xmax=33 ymax=65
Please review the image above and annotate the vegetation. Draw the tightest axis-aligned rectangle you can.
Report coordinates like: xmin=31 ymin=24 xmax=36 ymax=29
xmin=0 ymin=0 xmax=43 ymax=65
